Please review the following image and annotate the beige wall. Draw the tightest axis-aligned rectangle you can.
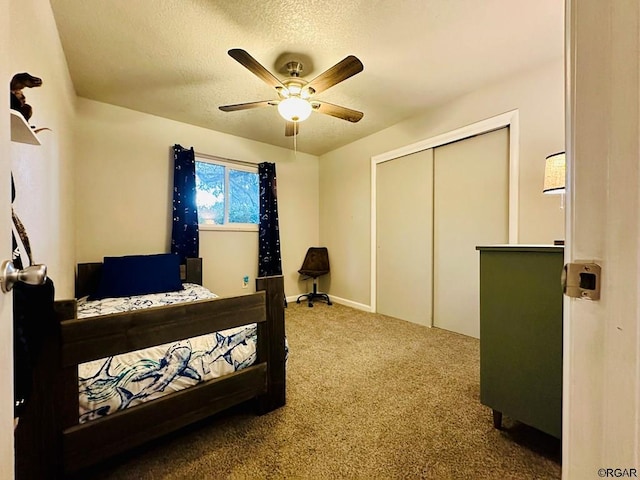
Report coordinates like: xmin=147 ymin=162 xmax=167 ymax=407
xmin=9 ymin=0 xmax=76 ymax=299
xmin=320 ymin=60 xmax=565 ymax=306
xmin=75 ymin=98 xmax=319 ymax=298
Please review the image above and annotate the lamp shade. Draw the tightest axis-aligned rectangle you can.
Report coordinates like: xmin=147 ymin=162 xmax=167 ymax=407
xmin=543 ymin=152 xmax=566 ymax=194
xmin=277 ymin=97 xmax=312 ymax=122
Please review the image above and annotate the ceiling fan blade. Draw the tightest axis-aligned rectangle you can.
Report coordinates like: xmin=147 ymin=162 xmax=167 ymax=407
xmin=313 ymin=101 xmax=364 ymax=123
xmin=285 ymin=121 xmax=299 ymax=137
xmin=219 ymin=100 xmax=275 ymax=112
xmin=228 ymin=49 xmax=285 ymax=90
xmin=306 ymin=56 xmax=363 ymax=94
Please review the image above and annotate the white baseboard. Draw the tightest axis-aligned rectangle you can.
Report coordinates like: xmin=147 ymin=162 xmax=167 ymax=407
xmin=330 ymin=296 xmax=373 ymax=312
xmin=286 ymin=294 xmax=372 ymax=312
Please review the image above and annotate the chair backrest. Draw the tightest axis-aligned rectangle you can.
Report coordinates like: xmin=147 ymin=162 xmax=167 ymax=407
xmin=298 ymin=247 xmax=330 ymax=278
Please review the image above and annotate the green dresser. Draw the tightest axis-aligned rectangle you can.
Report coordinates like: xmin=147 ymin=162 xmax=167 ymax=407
xmin=476 ymin=245 xmax=564 ymax=439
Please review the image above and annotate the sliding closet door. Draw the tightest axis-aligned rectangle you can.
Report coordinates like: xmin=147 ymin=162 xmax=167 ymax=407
xmin=433 ymin=128 xmax=509 ymax=338
xmin=376 ymin=149 xmax=433 ymax=327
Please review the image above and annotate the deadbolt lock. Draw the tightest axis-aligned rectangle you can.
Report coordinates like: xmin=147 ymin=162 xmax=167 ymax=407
xmin=562 ymin=261 xmax=601 ymax=300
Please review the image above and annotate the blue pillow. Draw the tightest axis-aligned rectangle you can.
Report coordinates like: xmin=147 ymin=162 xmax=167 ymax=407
xmin=90 ymin=253 xmax=184 ymax=300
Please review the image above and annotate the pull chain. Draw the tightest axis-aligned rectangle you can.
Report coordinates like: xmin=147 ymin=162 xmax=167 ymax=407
xmin=294 ymin=127 xmax=297 ymax=157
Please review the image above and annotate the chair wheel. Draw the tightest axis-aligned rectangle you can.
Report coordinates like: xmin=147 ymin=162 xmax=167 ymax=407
xmin=296 ymin=299 xmax=301 ymax=304
xmin=308 ymin=303 xmax=313 ymax=308
xmin=328 ymin=301 xmax=333 ymax=305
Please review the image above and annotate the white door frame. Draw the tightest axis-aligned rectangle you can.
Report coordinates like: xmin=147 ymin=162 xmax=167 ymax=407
xmin=563 ymin=0 xmax=640 ymax=477
xmin=370 ymin=110 xmax=520 ymax=313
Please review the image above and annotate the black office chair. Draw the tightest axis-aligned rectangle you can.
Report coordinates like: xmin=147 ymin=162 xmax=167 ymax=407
xmin=296 ymin=247 xmax=332 ymax=307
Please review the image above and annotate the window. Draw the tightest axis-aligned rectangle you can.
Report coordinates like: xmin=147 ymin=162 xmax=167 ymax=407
xmin=195 ymin=156 xmax=259 ymax=230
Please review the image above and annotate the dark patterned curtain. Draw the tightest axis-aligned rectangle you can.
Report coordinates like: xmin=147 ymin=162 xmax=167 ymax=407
xmin=171 ymin=145 xmax=199 ymax=261
xmin=258 ymin=162 xmax=282 ymax=277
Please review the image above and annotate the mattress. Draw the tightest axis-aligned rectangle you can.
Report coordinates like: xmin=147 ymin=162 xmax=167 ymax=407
xmin=76 ymin=283 xmax=257 ymax=423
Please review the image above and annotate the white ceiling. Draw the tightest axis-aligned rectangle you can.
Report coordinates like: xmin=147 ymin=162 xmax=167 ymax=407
xmin=49 ymin=0 xmax=564 ymax=156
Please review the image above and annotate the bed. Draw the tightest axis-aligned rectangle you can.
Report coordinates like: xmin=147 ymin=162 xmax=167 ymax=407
xmin=14 ymin=255 xmax=286 ymax=478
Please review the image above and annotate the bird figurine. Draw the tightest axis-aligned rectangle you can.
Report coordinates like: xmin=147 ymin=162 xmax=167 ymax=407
xmin=10 ymin=72 xmax=42 ymax=121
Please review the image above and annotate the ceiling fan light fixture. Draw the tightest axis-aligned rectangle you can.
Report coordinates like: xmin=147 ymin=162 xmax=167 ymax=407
xmin=221 ymin=49 xmax=365 ymax=133
xmin=287 ymin=84 xmax=302 ymax=96
xmin=278 ymin=96 xmax=312 ymax=122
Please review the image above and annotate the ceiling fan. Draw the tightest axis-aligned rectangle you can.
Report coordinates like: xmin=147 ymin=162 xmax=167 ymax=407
xmin=219 ymin=49 xmax=364 ymax=136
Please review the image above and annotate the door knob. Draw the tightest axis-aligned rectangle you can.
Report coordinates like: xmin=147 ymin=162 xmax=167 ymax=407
xmin=0 ymin=260 xmax=47 ymax=293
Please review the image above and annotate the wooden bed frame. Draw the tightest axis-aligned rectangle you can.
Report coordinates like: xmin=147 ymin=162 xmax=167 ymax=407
xmin=15 ymin=258 xmax=286 ymax=478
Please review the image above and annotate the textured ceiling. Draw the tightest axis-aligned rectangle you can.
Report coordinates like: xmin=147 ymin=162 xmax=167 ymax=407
xmin=49 ymin=0 xmax=564 ymax=156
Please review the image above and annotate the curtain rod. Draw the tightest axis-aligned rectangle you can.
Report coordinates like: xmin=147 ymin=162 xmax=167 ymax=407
xmin=194 ymin=151 xmax=258 ymax=168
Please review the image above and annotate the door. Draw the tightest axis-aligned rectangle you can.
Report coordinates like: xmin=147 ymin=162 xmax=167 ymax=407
xmin=433 ymin=128 xmax=509 ymax=338
xmin=564 ymin=1 xmax=640 ymax=477
xmin=375 ymin=128 xmax=509 ymax=337
xmin=376 ymin=149 xmax=433 ymax=326
xmin=1 ymin=2 xmax=16 ymax=474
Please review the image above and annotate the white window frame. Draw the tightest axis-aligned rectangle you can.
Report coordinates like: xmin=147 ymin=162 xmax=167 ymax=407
xmin=195 ymin=154 xmax=259 ymax=232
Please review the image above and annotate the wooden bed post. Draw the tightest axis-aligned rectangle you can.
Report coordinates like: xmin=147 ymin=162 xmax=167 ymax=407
xmin=15 ymin=299 xmax=76 ymax=480
xmin=255 ymin=275 xmax=286 ymax=414
xmin=183 ymin=257 xmax=203 ymax=284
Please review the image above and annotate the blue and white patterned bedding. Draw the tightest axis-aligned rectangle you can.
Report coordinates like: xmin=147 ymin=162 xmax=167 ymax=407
xmin=77 ymin=284 xmax=257 ymax=423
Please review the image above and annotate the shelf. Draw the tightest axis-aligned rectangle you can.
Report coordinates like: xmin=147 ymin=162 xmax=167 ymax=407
xmin=10 ymin=110 xmax=40 ymax=145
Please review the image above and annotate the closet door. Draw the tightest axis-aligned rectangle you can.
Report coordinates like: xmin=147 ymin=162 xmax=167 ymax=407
xmin=433 ymin=127 xmax=509 ymax=338
xmin=376 ymin=149 xmax=433 ymax=327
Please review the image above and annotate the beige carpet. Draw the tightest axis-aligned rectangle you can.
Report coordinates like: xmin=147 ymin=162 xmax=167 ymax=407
xmin=81 ymin=302 xmax=561 ymax=480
